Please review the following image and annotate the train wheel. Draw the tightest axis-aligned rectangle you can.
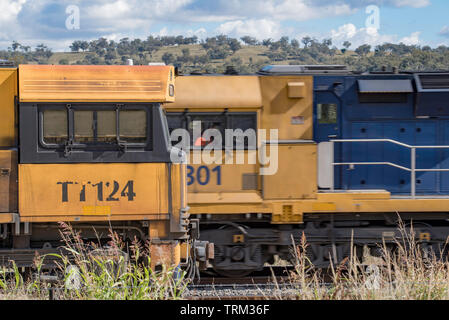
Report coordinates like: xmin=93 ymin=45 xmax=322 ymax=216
xmin=211 ymin=244 xmax=263 ymax=277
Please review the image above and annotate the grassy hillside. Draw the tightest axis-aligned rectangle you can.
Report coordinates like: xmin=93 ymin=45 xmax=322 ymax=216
xmin=3 ymin=35 xmax=449 ymax=74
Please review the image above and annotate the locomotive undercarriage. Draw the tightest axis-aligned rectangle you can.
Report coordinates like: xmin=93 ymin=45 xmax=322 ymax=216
xmin=0 ymin=221 xmax=156 ymax=269
xmin=199 ymin=212 xmax=449 ymax=277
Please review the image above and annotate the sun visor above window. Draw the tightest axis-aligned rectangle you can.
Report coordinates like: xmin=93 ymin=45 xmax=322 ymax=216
xmin=18 ymin=65 xmax=175 ymax=103
xmin=357 ymin=79 xmax=414 ymax=93
xmin=414 ymin=73 xmax=449 ymax=116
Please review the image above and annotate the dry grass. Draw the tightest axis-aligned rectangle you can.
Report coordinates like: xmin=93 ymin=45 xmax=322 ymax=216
xmin=0 ymin=223 xmax=188 ymax=300
xmin=284 ymin=220 xmax=449 ymax=300
xmin=2 ymin=219 xmax=449 ymax=300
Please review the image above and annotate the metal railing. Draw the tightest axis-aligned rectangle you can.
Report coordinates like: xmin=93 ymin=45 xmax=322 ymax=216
xmin=330 ymin=139 xmax=449 ymax=199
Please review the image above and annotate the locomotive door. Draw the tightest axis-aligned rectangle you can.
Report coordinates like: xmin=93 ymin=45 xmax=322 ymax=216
xmin=314 ymin=91 xmax=342 ymax=189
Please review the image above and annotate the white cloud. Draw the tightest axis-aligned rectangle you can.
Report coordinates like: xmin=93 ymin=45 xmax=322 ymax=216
xmin=254 ymin=0 xmax=355 ymax=21
xmin=440 ymin=26 xmax=449 ymax=38
xmin=400 ymin=31 xmax=420 ymax=45
xmin=0 ymin=0 xmax=26 ymax=22
xmin=182 ymin=0 xmax=356 ymax=22
xmin=390 ymin=0 xmax=429 ymax=8
xmin=87 ymin=1 xmax=131 ymax=20
xmin=330 ymin=23 xmax=421 ymax=48
xmin=311 ymin=0 xmax=430 ymax=9
xmin=0 ymin=0 xmax=26 ymax=40
xmin=216 ymin=19 xmax=282 ymax=40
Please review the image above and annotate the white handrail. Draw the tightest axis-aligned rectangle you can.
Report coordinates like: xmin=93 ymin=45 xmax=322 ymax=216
xmin=330 ymin=139 xmax=449 ymax=199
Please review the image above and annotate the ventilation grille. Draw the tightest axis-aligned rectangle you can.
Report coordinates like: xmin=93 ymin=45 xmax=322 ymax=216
xmin=303 ymin=65 xmax=348 ymax=71
xmin=258 ymin=65 xmax=349 ymax=75
xmin=418 ymin=74 xmax=449 ymax=90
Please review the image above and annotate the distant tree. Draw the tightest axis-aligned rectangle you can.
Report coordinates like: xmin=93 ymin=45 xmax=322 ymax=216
xmin=269 ymin=41 xmax=281 ymax=51
xmin=182 ymin=48 xmax=190 ymax=57
xmin=20 ymin=45 xmax=30 ymax=53
xmin=262 ymin=38 xmax=273 ymax=47
xmin=10 ymin=41 xmax=21 ymax=52
xmin=322 ymin=38 xmax=332 ymax=47
xmin=241 ymin=36 xmax=258 ymax=45
xmin=70 ymin=40 xmax=81 ymax=52
xmin=279 ymin=37 xmax=289 ymax=50
xmin=35 ymin=44 xmax=52 ymax=58
xmin=228 ymin=38 xmax=241 ymax=53
xmin=79 ymin=41 xmax=89 ymax=52
xmin=192 ymin=54 xmax=210 ymax=66
xmin=343 ymin=41 xmax=352 ymax=50
xmin=162 ymin=52 xmax=175 ymax=65
xmin=121 ymin=55 xmax=130 ymax=64
xmin=59 ymin=58 xmax=69 ymax=65
xmin=175 ymin=35 xmax=185 ymax=45
xmin=291 ymin=39 xmax=300 ymax=49
xmin=302 ymin=36 xmax=312 ymax=48
xmin=355 ymin=44 xmax=371 ymax=56
xmin=207 ymin=47 xmax=231 ymax=60
xmin=105 ymin=48 xmax=117 ymax=62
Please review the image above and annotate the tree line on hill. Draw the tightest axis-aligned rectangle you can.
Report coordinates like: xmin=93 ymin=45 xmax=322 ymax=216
xmin=1 ymin=35 xmax=449 ymax=74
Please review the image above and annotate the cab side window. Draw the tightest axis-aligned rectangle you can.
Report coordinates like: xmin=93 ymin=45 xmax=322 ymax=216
xmin=40 ymin=105 xmax=150 ymax=149
xmin=166 ymin=112 xmax=257 ymax=149
xmin=43 ymin=109 xmax=68 ymax=144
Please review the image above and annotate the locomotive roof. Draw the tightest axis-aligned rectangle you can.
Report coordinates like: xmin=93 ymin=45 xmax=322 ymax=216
xmin=182 ymin=65 xmax=449 ymax=77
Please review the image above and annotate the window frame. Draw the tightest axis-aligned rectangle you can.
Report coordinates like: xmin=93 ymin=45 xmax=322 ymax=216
xmin=39 ymin=103 xmax=152 ymax=151
xmin=166 ymin=111 xmax=258 ymax=150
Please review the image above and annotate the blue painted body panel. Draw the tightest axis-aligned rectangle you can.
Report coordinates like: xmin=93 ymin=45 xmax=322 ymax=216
xmin=314 ymin=74 xmax=449 ymax=195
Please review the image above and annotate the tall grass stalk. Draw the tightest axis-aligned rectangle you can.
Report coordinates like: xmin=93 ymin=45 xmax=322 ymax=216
xmin=287 ymin=219 xmax=449 ymax=300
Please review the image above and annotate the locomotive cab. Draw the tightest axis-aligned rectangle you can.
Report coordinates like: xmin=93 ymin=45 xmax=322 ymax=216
xmin=0 ymin=64 xmax=208 ymax=270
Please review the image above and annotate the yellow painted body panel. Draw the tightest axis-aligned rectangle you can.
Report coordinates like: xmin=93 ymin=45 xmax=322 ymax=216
xmin=259 ymin=76 xmax=313 ymax=140
xmin=0 ymin=150 xmax=18 ymax=213
xmin=169 ymin=76 xmax=262 ymax=109
xmin=0 ymin=213 xmax=14 ymax=223
xmin=19 ymin=163 xmax=179 ymax=220
xmin=0 ymin=68 xmax=17 ymax=147
xmin=18 ymin=65 xmax=175 ymax=103
xmin=187 ymin=150 xmax=259 ymax=193
xmin=263 ymin=143 xmax=317 ymax=200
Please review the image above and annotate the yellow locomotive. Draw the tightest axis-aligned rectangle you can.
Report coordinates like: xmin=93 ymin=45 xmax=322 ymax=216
xmin=164 ymin=66 xmax=449 ymax=277
xmin=0 ymin=63 xmax=210 ymax=271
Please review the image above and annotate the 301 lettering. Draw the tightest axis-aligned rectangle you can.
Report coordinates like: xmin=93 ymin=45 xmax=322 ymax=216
xmin=187 ymin=166 xmax=221 ymax=186
xmin=57 ymin=180 xmax=136 ymax=202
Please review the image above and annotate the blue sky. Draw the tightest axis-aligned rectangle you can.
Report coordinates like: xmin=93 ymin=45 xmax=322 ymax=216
xmin=1 ymin=0 xmax=448 ymax=51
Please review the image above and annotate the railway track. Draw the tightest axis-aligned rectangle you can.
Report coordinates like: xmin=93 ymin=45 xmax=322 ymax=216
xmin=185 ymin=266 xmax=300 ymax=300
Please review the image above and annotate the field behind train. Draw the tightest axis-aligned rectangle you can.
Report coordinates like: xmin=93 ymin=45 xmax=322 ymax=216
xmin=2 ymin=222 xmax=449 ymax=300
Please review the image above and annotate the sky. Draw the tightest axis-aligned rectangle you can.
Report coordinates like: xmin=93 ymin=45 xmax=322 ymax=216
xmin=1 ymin=0 xmax=448 ymax=51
